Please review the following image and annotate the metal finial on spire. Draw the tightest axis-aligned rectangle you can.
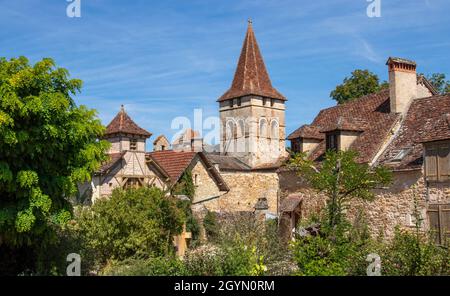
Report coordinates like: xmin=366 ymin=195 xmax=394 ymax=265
xmin=121 ymin=104 xmax=125 ymax=111
xmin=248 ymin=18 xmax=252 ymax=25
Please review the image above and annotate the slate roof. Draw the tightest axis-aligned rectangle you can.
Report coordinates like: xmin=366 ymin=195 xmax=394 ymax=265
xmin=104 ymin=106 xmax=152 ymax=138
xmin=206 ymin=153 xmax=287 ymax=171
xmin=376 ymin=94 xmax=450 ymax=170
xmin=218 ymin=21 xmax=285 ymax=102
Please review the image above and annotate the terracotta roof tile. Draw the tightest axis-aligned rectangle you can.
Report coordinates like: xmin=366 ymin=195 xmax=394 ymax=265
xmin=218 ymin=21 xmax=285 ymax=102
xmin=377 ymin=94 xmax=450 ymax=169
xmin=291 ymin=89 xmax=400 ymax=164
xmin=104 ymin=106 xmax=152 ymax=138
xmin=146 ymin=150 xmax=197 ymax=182
xmin=287 ymin=125 xmax=322 ymax=140
xmin=97 ymin=152 xmax=125 ymax=174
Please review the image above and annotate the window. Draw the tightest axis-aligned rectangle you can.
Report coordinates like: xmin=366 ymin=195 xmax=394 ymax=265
xmin=237 ymin=98 xmax=241 ymax=107
xmin=271 ymin=99 xmax=275 ymax=107
xmin=229 ymin=100 xmax=234 ymax=108
xmin=124 ymin=178 xmax=142 ymax=189
xmin=391 ymin=148 xmax=411 ymax=162
xmin=425 ymin=141 xmax=450 ymax=182
xmin=326 ymin=133 xmax=339 ymax=151
xmin=130 ymin=139 xmax=138 ymax=151
xmin=161 ymin=145 xmax=166 ymax=151
xmin=194 ymin=174 xmax=199 ymax=186
xmin=262 ymin=98 xmax=267 ymax=106
xmin=291 ymin=139 xmax=301 ymax=153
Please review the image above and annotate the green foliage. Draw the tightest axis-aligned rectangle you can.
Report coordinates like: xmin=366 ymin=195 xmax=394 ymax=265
xmin=172 ymin=170 xmax=195 ymax=198
xmin=74 ymin=187 xmax=184 ymax=270
xmin=426 ymin=73 xmax=450 ymax=94
xmin=379 ymin=228 xmax=449 ymax=276
xmin=289 ymin=150 xmax=392 ymax=228
xmin=0 ymin=56 xmax=109 ymax=273
xmin=292 ymin=210 xmax=381 ymax=276
xmin=101 ymin=256 xmax=187 ymax=276
xmin=176 ymin=199 xmax=200 ymax=244
xmin=203 ymin=210 xmax=219 ymax=241
xmin=330 ymin=69 xmax=388 ymax=104
xmin=185 ymin=215 xmax=291 ymax=276
xmin=184 ymin=244 xmax=267 ymax=276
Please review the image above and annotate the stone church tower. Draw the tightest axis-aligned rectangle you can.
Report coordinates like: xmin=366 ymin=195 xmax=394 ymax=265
xmin=218 ymin=20 xmax=287 ymax=168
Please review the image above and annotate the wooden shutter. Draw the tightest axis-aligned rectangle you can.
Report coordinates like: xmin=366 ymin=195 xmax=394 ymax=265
xmin=442 ymin=204 xmax=450 ymax=243
xmin=425 ymin=145 xmax=438 ymax=181
xmin=428 ymin=204 xmax=450 ymax=245
xmin=437 ymin=143 xmax=450 ymax=181
xmin=428 ymin=204 xmax=440 ymax=244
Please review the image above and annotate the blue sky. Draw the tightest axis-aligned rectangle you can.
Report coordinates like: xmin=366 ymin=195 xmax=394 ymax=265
xmin=1 ymin=0 xmax=450 ymax=149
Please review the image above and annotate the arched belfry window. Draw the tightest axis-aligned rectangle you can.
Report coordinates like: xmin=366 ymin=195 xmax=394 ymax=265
xmin=259 ymin=118 xmax=268 ymax=138
xmin=271 ymin=120 xmax=279 ymax=139
xmin=226 ymin=120 xmax=234 ymax=140
xmin=237 ymin=120 xmax=245 ymax=138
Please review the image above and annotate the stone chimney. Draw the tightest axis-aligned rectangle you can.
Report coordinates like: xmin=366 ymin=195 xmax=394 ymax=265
xmin=387 ymin=57 xmax=418 ymax=114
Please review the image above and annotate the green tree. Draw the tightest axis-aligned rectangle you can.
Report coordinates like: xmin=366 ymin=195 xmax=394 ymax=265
xmin=289 ymin=150 xmax=392 ymax=228
xmin=330 ymin=69 xmax=388 ymax=104
xmin=426 ymin=73 xmax=450 ymax=94
xmin=0 ymin=56 xmax=109 ymax=273
xmin=75 ymin=187 xmax=185 ymax=271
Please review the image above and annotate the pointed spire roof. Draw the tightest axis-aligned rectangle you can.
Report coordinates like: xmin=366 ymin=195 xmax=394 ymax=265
xmin=218 ymin=20 xmax=286 ymax=102
xmin=104 ymin=105 xmax=152 ymax=138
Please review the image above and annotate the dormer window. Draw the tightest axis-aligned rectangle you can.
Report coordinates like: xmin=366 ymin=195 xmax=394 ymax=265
xmin=130 ymin=139 xmax=138 ymax=151
xmin=326 ymin=133 xmax=339 ymax=151
xmin=390 ymin=148 xmax=411 ymax=162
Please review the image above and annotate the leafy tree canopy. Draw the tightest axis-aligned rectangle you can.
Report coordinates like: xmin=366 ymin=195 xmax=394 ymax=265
xmin=289 ymin=150 xmax=392 ymax=228
xmin=330 ymin=69 xmax=389 ymax=104
xmin=0 ymin=56 xmax=110 ymax=247
xmin=426 ymin=73 xmax=450 ymax=94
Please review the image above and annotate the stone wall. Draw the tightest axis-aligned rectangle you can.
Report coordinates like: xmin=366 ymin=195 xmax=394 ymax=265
xmin=191 ymin=158 xmax=223 ymax=204
xmin=201 ymin=171 xmax=279 ymax=215
xmin=279 ymin=168 xmax=450 ymax=239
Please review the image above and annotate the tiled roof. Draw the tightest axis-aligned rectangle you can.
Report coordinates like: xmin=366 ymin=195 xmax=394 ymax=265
xmin=287 ymin=125 xmax=322 ymax=140
xmin=104 ymin=106 xmax=152 ymax=138
xmin=376 ymin=94 xmax=450 ymax=170
xmin=147 ymin=150 xmax=197 ymax=182
xmin=419 ymin=113 xmax=450 ymax=143
xmin=280 ymin=194 xmax=303 ymax=213
xmin=320 ymin=116 xmax=369 ymax=133
xmin=97 ymin=152 xmax=125 ymax=174
xmin=147 ymin=150 xmax=229 ymax=191
xmin=290 ymin=89 xmax=400 ymax=164
xmin=218 ymin=21 xmax=285 ymax=102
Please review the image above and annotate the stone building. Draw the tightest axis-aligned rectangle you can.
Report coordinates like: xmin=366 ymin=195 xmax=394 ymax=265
xmin=285 ymin=57 xmax=450 ymax=241
xmin=195 ymin=20 xmax=289 ymax=216
xmin=78 ymin=106 xmax=228 ymax=205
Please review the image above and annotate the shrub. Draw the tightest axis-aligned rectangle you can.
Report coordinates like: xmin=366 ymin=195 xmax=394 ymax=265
xmin=203 ymin=211 xmax=219 ymax=241
xmin=74 ymin=187 xmax=184 ymax=271
xmin=379 ymin=228 xmax=449 ymax=276
xmin=101 ymin=256 xmax=187 ymax=276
